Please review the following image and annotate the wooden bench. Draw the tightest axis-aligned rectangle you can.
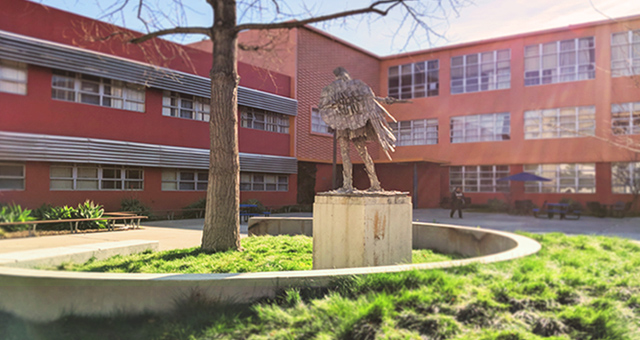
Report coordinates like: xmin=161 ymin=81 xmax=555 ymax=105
xmin=0 ymin=215 xmax=148 ymax=236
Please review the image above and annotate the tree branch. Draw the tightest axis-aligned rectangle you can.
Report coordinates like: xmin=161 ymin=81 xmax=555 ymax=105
xmin=129 ymin=26 xmax=211 ymax=44
xmin=235 ymin=0 xmax=403 ymax=32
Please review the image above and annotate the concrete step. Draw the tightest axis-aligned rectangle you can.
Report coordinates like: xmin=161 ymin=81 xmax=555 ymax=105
xmin=0 ymin=240 xmax=158 ymax=268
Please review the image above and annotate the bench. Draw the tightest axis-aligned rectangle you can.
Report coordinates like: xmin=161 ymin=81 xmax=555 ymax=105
xmin=532 ymin=202 xmax=581 ymax=220
xmin=239 ymin=204 xmax=270 ymax=222
xmin=0 ymin=215 xmax=148 ymax=236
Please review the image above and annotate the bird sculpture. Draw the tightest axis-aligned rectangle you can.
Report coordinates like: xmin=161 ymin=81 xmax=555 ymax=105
xmin=319 ymin=66 xmax=407 ymax=192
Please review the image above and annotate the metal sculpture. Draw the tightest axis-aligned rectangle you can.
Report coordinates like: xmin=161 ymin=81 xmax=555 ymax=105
xmin=319 ymin=66 xmax=406 ymax=192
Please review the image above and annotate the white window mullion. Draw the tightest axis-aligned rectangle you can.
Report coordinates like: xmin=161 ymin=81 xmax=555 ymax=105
xmin=72 ymin=166 xmax=78 ymax=190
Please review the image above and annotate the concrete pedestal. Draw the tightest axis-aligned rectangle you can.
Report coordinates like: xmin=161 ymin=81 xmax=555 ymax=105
xmin=312 ymin=192 xmax=412 ymax=269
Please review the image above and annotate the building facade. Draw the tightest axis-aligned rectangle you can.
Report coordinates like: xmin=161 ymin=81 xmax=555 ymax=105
xmin=2 ymin=0 xmax=640 ymax=211
xmin=0 ymin=0 xmax=298 ymax=212
xmin=222 ymin=15 xmax=640 ymax=209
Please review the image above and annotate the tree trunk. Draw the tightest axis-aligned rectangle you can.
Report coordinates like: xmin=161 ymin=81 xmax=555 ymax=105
xmin=201 ymin=0 xmax=241 ymax=251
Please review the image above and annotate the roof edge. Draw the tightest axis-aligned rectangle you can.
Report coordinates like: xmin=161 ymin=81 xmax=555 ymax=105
xmin=381 ymin=13 xmax=640 ymax=60
xmin=302 ymin=25 xmax=381 ymax=60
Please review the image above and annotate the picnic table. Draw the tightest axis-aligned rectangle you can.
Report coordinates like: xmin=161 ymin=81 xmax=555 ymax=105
xmin=239 ymin=204 xmax=270 ymax=222
xmin=533 ymin=202 xmax=581 ymax=220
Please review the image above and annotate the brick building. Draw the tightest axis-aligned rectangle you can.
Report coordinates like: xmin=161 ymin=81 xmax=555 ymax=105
xmin=2 ymin=0 xmax=640 ymax=211
xmin=195 ymin=15 xmax=640 ymax=210
xmin=0 ymin=0 xmax=298 ymax=212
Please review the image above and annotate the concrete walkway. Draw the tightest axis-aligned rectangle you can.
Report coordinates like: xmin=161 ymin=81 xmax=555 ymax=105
xmin=1 ymin=209 xmax=638 ymax=254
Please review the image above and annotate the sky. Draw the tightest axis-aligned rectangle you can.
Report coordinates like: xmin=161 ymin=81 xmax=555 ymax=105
xmin=35 ymin=0 xmax=640 ymax=56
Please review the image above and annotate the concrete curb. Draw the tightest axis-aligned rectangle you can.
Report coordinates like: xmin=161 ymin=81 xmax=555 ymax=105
xmin=0 ymin=222 xmax=540 ymax=322
xmin=0 ymin=240 xmax=159 ymax=268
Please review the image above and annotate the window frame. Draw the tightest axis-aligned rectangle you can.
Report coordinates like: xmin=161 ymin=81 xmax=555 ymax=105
xmin=388 ymin=59 xmax=439 ymax=99
xmin=450 ymin=49 xmax=510 ymax=94
xmin=611 ymin=102 xmax=640 ymax=135
xmin=524 ymin=106 xmax=596 ymax=139
xmin=0 ymin=59 xmax=27 ymax=95
xmin=240 ymin=172 xmax=289 ymax=192
xmin=240 ymin=106 xmax=290 ymax=134
xmin=51 ymin=70 xmax=145 ymax=112
xmin=162 ymin=91 xmax=210 ymax=122
xmin=0 ymin=163 xmax=25 ymax=191
xmin=161 ymin=169 xmax=208 ymax=191
xmin=611 ymin=162 xmax=640 ymax=194
xmin=50 ymin=164 xmax=144 ymax=191
xmin=524 ymin=163 xmax=596 ymax=194
xmin=611 ymin=29 xmax=640 ymax=77
xmin=390 ymin=119 xmax=438 ymax=146
xmin=450 ymin=112 xmax=511 ymax=143
xmin=449 ymin=165 xmax=510 ymax=193
xmin=524 ymin=37 xmax=596 ymax=86
xmin=311 ymin=108 xmax=332 ymax=135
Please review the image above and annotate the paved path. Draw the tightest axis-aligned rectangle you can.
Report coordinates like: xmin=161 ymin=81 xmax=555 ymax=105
xmin=1 ymin=209 xmax=638 ymax=254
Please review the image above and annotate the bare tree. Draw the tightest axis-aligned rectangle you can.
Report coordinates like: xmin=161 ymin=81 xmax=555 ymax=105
xmin=87 ymin=0 xmax=469 ymax=251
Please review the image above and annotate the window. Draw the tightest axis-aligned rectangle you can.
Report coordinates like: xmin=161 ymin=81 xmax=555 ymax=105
xmin=311 ymin=108 xmax=331 ymax=134
xmin=50 ymin=164 xmax=143 ymax=190
xmin=612 ymin=162 xmax=640 ymax=194
xmin=0 ymin=59 xmax=27 ymax=95
xmin=390 ymin=119 xmax=438 ymax=146
xmin=524 ymin=37 xmax=595 ymax=85
xmin=524 ymin=106 xmax=595 ymax=139
xmin=611 ymin=30 xmax=640 ymax=77
xmin=449 ymin=165 xmax=510 ymax=193
xmin=612 ymin=102 xmax=640 ymax=135
xmin=241 ymin=106 xmax=289 ymax=133
xmin=240 ymin=172 xmax=288 ymax=191
xmin=51 ymin=70 xmax=145 ymax=112
xmin=162 ymin=91 xmax=210 ymax=121
xmin=388 ymin=60 xmax=439 ymax=99
xmin=450 ymin=113 xmax=510 ymax=143
xmin=451 ymin=49 xmax=510 ymax=94
xmin=161 ymin=169 xmax=208 ymax=191
xmin=0 ymin=163 xmax=25 ymax=190
xmin=524 ymin=163 xmax=595 ymax=193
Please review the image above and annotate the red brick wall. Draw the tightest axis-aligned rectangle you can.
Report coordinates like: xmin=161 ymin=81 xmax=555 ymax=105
xmin=0 ymin=0 xmax=291 ymax=97
xmin=1 ymin=162 xmax=297 ymax=211
xmin=295 ymin=28 xmax=383 ymax=163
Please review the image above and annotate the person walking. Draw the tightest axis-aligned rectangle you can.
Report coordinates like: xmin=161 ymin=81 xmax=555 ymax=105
xmin=450 ymin=187 xmax=465 ymax=218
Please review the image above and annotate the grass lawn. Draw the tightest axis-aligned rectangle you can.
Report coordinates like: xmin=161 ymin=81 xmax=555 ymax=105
xmin=3 ymin=233 xmax=640 ymax=340
xmin=49 ymin=235 xmax=457 ymax=273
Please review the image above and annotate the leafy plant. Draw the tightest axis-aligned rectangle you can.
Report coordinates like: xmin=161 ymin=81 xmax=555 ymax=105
xmin=182 ymin=197 xmax=206 ymax=219
xmin=120 ymin=198 xmax=151 ymax=217
xmin=486 ymin=198 xmax=509 ymax=213
xmin=31 ymin=204 xmax=76 ymax=230
xmin=0 ymin=204 xmax=35 ymax=232
xmin=73 ymin=200 xmax=106 ymax=230
xmin=559 ymin=197 xmax=584 ymax=212
xmin=241 ymin=198 xmax=267 ymax=214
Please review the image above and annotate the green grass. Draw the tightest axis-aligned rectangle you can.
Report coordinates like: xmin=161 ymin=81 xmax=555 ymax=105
xmin=49 ymin=235 xmax=456 ymax=273
xmin=6 ymin=233 xmax=640 ymax=340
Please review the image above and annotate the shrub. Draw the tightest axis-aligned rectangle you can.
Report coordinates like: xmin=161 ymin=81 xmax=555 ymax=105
xmin=74 ymin=200 xmax=106 ymax=230
xmin=182 ymin=197 xmax=206 ymax=219
xmin=241 ymin=199 xmax=267 ymax=214
xmin=0 ymin=204 xmax=35 ymax=232
xmin=35 ymin=204 xmax=76 ymax=231
xmin=120 ymin=198 xmax=151 ymax=217
xmin=559 ymin=197 xmax=583 ymax=212
xmin=486 ymin=198 xmax=509 ymax=213
xmin=271 ymin=204 xmax=313 ymax=213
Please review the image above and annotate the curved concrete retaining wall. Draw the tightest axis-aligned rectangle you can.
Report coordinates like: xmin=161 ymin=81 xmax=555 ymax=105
xmin=0 ymin=220 xmax=540 ymax=322
xmin=249 ymin=217 xmax=518 ymax=257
